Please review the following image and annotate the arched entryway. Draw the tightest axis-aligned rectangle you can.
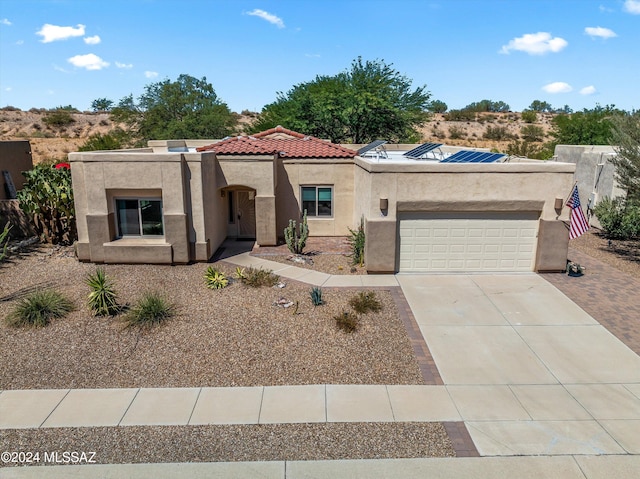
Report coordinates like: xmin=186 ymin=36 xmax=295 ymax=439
xmin=223 ymin=186 xmax=256 ymax=240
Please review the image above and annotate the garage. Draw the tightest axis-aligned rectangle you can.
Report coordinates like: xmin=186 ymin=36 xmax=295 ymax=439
xmin=398 ymin=211 xmax=539 ymax=272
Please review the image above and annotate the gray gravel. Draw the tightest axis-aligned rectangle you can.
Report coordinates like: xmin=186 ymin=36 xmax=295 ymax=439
xmin=0 ymin=423 xmax=455 ymax=466
xmin=0 ymin=247 xmax=423 ymax=389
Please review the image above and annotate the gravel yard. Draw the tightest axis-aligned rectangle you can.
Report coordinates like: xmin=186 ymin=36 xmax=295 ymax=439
xmin=0 ymin=423 xmax=455 ymax=465
xmin=0 ymin=246 xmax=423 ymax=389
xmin=570 ymin=228 xmax=640 ymax=279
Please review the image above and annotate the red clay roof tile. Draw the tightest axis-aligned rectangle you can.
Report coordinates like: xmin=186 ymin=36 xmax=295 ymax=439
xmin=196 ymin=126 xmax=357 ymax=159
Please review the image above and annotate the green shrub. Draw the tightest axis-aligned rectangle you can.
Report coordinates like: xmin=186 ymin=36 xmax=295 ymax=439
xmin=284 ymin=210 xmax=309 ymax=255
xmin=310 ymin=287 xmax=324 ymax=306
xmin=240 ymin=267 xmax=280 ymax=287
xmin=87 ymin=267 xmax=120 ymax=316
xmin=78 ymin=129 xmax=130 ymax=151
xmin=6 ymin=290 xmax=74 ymax=327
xmin=448 ymin=125 xmax=466 ymax=139
xmin=204 ymin=266 xmax=229 ymax=289
xmin=483 ymin=126 xmax=513 ymax=141
xmin=349 ymin=291 xmax=382 ymax=314
xmin=347 ymin=216 xmax=365 ymax=266
xmin=520 ymin=125 xmax=545 ymax=142
xmin=521 ymin=110 xmax=537 ymax=123
xmin=43 ymin=109 xmax=75 ymax=128
xmin=594 ymin=197 xmax=640 ymax=239
xmin=444 ymin=109 xmax=476 ymax=122
xmin=0 ymin=222 xmax=11 ymax=263
xmin=334 ymin=311 xmax=359 ymax=333
xmin=123 ymin=292 xmax=175 ymax=328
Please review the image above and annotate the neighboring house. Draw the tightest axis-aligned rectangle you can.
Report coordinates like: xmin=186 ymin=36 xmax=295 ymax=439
xmin=552 ymin=145 xmax=625 ymax=228
xmin=0 ymin=140 xmax=34 ymax=237
xmin=69 ymin=126 xmax=575 ymax=273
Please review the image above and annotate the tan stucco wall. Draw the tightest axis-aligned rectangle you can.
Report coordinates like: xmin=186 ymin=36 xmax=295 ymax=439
xmin=278 ymin=159 xmax=355 ymax=237
xmin=355 ymin=158 xmax=576 ymax=272
xmin=69 ymin=152 xmax=194 ymax=264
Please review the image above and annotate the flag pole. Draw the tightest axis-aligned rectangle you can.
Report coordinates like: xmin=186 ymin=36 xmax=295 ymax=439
xmin=565 ymin=180 xmax=578 ymax=204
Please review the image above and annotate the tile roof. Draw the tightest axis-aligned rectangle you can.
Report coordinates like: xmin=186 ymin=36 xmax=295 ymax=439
xmin=196 ymin=126 xmax=357 ymax=159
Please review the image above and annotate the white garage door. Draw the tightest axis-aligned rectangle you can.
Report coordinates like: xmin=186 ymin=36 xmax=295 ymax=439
xmin=399 ymin=212 xmax=539 ymax=272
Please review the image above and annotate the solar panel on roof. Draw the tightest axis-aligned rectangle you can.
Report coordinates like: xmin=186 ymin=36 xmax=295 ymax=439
xmin=440 ymin=150 xmax=506 ymax=163
xmin=403 ymin=142 xmax=443 ymax=158
xmin=357 ymin=140 xmax=387 ymax=155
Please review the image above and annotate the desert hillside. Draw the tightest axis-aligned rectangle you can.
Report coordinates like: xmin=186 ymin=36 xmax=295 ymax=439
xmin=0 ymin=108 xmax=555 ymax=164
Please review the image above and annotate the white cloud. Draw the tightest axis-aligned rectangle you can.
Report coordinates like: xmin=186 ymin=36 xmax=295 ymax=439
xmin=144 ymin=71 xmax=158 ymax=79
xmin=1 ymin=18 xmax=11 ymax=26
xmin=67 ymin=53 xmax=109 ymax=70
xmin=599 ymin=5 xmax=614 ymax=13
xmin=115 ymin=61 xmax=133 ymax=69
xmin=246 ymin=9 xmax=285 ymax=28
xmin=5 ymin=87 xmax=12 ymax=92
xmin=37 ymin=23 xmax=85 ymax=43
xmin=543 ymin=82 xmax=573 ymax=93
xmin=624 ymin=0 xmax=640 ymax=14
xmin=305 ymin=53 xmax=321 ymax=58
xmin=585 ymin=26 xmax=617 ymax=39
xmin=16 ymin=40 xmax=24 ymax=45
xmin=500 ymin=32 xmax=568 ymax=55
xmin=84 ymin=35 xmax=101 ymax=45
xmin=580 ymin=85 xmax=597 ymax=95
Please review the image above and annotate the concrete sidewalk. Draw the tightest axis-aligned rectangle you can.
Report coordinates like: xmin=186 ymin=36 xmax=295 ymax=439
xmin=225 ymin=252 xmax=398 ymax=287
xmin=4 ymin=456 xmax=640 ymax=478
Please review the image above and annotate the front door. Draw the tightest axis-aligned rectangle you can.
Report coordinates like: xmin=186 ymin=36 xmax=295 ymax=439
xmin=235 ymin=190 xmax=256 ymax=239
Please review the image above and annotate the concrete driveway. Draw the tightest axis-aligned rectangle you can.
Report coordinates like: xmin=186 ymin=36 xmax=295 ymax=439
xmin=397 ymin=274 xmax=640 ymax=456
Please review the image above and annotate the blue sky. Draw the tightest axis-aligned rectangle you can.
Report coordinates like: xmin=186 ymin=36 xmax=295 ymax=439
xmin=0 ymin=0 xmax=638 ymax=113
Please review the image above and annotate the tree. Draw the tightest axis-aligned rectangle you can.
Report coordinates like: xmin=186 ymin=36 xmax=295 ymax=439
xmin=528 ymin=100 xmax=553 ymax=112
xmin=91 ymin=98 xmax=114 ymax=112
xmin=610 ymin=111 xmax=640 ymax=201
xmin=248 ymin=57 xmax=431 ymax=143
xmin=463 ymin=99 xmax=510 ymax=113
xmin=550 ymin=105 xmax=622 ymax=146
xmin=111 ymin=74 xmax=237 ymax=142
xmin=17 ymin=162 xmax=76 ymax=245
xmin=520 ymin=125 xmax=545 ymax=142
xmin=428 ymin=99 xmax=448 ymax=113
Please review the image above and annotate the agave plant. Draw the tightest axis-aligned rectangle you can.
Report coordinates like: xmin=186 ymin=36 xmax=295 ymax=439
xmin=204 ymin=266 xmax=229 ymax=289
xmin=86 ymin=267 xmax=120 ymax=316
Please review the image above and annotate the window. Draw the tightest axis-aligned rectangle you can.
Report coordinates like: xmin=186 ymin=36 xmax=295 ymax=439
xmin=301 ymin=186 xmax=332 ymax=217
xmin=116 ymin=199 xmax=164 ymax=237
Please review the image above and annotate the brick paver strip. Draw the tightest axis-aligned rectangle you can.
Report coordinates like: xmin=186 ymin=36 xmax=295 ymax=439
xmin=443 ymin=421 xmax=480 ymax=457
xmin=542 ymin=248 xmax=640 ymax=356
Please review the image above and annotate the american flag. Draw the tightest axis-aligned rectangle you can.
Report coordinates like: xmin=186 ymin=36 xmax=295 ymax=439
xmin=566 ymin=185 xmax=589 ymax=239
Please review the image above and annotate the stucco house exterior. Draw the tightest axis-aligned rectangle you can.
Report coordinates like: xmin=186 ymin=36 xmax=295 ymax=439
xmin=69 ymin=126 xmax=576 ymax=273
xmin=552 ymin=145 xmax=625 ymax=229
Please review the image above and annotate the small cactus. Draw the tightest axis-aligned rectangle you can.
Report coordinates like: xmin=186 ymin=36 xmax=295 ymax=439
xmin=284 ymin=210 xmax=309 ymax=255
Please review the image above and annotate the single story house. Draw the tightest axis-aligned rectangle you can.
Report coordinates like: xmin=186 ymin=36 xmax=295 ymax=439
xmin=69 ymin=126 xmax=575 ymax=273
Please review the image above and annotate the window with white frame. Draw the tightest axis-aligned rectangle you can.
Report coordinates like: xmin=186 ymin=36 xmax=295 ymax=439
xmin=115 ymin=198 xmax=164 ymax=237
xmin=301 ymin=186 xmax=333 ymax=217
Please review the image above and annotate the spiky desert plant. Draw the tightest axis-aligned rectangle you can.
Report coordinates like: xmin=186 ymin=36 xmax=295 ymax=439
xmin=204 ymin=266 xmax=229 ymax=289
xmin=234 ymin=266 xmax=246 ymax=280
xmin=86 ymin=267 xmax=120 ymax=316
xmin=0 ymin=222 xmax=11 ymax=263
xmin=349 ymin=291 xmax=382 ymax=314
xmin=6 ymin=290 xmax=74 ymax=327
xmin=347 ymin=216 xmax=365 ymax=266
xmin=123 ymin=292 xmax=175 ymax=328
xmin=310 ymin=287 xmax=324 ymax=306
xmin=284 ymin=210 xmax=309 ymax=255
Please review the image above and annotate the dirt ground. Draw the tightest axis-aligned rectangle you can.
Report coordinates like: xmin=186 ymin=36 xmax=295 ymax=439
xmin=1 ymin=108 xmax=555 ymax=164
xmin=570 ymin=228 xmax=640 ymax=280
